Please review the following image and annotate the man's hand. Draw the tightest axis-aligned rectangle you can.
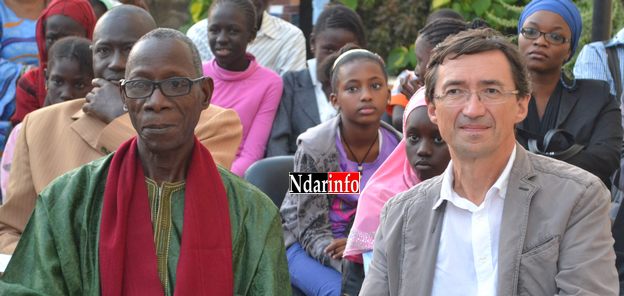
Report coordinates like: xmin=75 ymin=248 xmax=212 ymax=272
xmin=324 ymin=238 xmax=347 ymax=260
xmin=83 ymin=78 xmax=126 ymax=124
xmin=118 ymin=0 xmax=150 ymax=11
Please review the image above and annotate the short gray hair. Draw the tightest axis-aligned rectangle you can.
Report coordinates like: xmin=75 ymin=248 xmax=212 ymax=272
xmin=130 ymin=28 xmax=203 ymax=77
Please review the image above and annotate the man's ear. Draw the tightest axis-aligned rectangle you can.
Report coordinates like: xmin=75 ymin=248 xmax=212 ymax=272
xmin=514 ymin=94 xmax=530 ymax=123
xmin=427 ymin=100 xmax=438 ymax=124
xmin=200 ymin=77 xmax=214 ymax=109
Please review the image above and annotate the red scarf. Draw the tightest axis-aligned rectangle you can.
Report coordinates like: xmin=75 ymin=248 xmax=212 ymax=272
xmin=99 ymin=137 xmax=233 ymax=295
xmin=12 ymin=0 xmax=96 ymax=124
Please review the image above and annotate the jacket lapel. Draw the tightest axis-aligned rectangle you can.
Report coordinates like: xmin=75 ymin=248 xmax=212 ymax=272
xmin=70 ymin=109 xmax=108 ymax=152
xmin=556 ymin=87 xmax=580 ymax=127
xmin=294 ymin=71 xmax=322 ymax=125
xmin=400 ymin=181 xmax=445 ymax=296
xmin=496 ymin=145 xmax=538 ymax=296
xmin=421 ymin=199 xmax=446 ymax=295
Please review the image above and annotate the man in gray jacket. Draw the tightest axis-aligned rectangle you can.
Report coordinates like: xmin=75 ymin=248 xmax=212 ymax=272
xmin=360 ymin=28 xmax=618 ymax=296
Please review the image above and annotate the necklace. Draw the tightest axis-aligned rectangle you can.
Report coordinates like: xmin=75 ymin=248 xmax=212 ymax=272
xmin=341 ymin=125 xmax=379 ymax=174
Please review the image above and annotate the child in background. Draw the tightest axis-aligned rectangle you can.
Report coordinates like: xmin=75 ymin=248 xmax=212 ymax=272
xmin=280 ymin=45 xmax=400 ymax=296
xmin=202 ymin=0 xmax=282 ymax=176
xmin=1 ymin=36 xmax=93 ymax=201
xmin=266 ymin=3 xmax=367 ymax=156
xmin=12 ymin=0 xmax=96 ymax=124
xmin=389 ymin=18 xmax=488 ymax=131
xmin=344 ymin=88 xmax=451 ymax=276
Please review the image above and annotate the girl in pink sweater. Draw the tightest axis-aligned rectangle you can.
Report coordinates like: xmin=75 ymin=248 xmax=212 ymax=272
xmin=202 ymin=0 xmax=283 ymax=176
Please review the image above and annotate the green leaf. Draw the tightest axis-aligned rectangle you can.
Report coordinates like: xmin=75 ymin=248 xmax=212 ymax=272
xmin=189 ymin=0 xmax=211 ymax=23
xmin=338 ymin=0 xmax=358 ymax=10
xmin=387 ymin=46 xmax=409 ymax=72
xmin=432 ymin=0 xmax=451 ymax=9
xmin=494 ymin=0 xmax=524 ymax=14
xmin=473 ymin=0 xmax=492 ymax=16
xmin=407 ymin=44 xmax=417 ymax=68
xmin=484 ymin=10 xmax=519 ymax=28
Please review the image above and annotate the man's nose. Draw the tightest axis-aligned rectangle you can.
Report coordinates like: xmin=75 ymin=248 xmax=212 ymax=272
xmin=461 ymin=92 xmax=487 ymax=118
xmin=109 ymin=49 xmax=126 ymax=72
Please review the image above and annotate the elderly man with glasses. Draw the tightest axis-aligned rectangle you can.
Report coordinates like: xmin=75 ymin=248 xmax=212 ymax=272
xmin=0 ymin=5 xmax=242 ymax=255
xmin=360 ymin=28 xmax=618 ymax=296
xmin=0 ymin=27 xmax=290 ymax=295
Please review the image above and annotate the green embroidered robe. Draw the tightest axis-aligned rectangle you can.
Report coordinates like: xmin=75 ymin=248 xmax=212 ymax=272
xmin=0 ymin=154 xmax=291 ymax=296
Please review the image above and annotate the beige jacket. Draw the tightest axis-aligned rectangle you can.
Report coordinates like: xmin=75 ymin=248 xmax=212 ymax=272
xmin=0 ymin=99 xmax=242 ymax=253
xmin=361 ymin=145 xmax=618 ymax=296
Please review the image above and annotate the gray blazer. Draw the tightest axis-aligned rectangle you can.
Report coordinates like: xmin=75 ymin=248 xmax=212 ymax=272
xmin=266 ymin=69 xmax=321 ymax=156
xmin=361 ymin=145 xmax=619 ymax=296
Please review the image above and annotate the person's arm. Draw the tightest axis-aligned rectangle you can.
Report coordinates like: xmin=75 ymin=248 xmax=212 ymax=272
xmin=194 ymin=106 xmax=242 ymax=169
xmin=391 ymin=105 xmax=404 ymax=132
xmin=566 ymin=89 xmax=622 ymax=186
xmin=555 ymin=179 xmax=618 ymax=295
xmin=573 ymin=43 xmax=614 ymax=96
xmin=0 ymin=196 xmax=69 ymax=294
xmin=280 ymin=149 xmax=340 ymax=270
xmin=359 ymin=202 xmax=391 ymax=296
xmin=230 ymin=77 xmax=283 ymax=176
xmin=0 ymin=115 xmax=37 ymax=254
xmin=266 ymin=73 xmax=296 ymax=157
xmin=248 ymin=208 xmax=292 ymax=296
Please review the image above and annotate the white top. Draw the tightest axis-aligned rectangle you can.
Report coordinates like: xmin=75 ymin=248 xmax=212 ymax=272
xmin=307 ymin=58 xmax=336 ymax=123
xmin=431 ymin=146 xmax=516 ymax=296
xmin=186 ymin=11 xmax=306 ymax=75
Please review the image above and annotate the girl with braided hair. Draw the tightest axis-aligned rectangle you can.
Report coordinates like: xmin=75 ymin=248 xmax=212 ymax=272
xmin=12 ymin=0 xmax=96 ymax=125
xmin=389 ymin=17 xmax=488 ymax=131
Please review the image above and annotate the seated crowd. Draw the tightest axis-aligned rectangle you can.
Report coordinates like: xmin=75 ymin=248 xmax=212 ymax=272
xmin=0 ymin=0 xmax=622 ymax=295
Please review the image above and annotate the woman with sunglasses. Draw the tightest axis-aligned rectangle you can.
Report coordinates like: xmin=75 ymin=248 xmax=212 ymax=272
xmin=515 ymin=0 xmax=622 ymax=188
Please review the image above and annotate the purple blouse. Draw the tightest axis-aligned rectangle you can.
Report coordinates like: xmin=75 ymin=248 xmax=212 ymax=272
xmin=329 ymin=128 xmax=399 ymax=238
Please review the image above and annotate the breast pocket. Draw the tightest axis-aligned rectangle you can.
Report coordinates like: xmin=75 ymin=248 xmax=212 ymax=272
xmin=518 ymin=236 xmax=560 ymax=296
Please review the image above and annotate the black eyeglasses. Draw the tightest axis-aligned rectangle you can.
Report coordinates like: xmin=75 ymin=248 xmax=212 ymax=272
xmin=520 ymin=27 xmax=568 ymax=45
xmin=120 ymin=77 xmax=205 ymax=99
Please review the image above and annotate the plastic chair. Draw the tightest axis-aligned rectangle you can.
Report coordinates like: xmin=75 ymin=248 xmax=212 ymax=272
xmin=244 ymin=156 xmax=306 ymax=296
xmin=244 ymin=155 xmax=294 ymax=208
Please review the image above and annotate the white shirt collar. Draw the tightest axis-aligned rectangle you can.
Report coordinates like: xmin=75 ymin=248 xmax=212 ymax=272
xmin=433 ymin=145 xmax=517 ymax=210
xmin=613 ymin=28 xmax=624 ymax=45
xmin=307 ymin=59 xmax=319 ymax=86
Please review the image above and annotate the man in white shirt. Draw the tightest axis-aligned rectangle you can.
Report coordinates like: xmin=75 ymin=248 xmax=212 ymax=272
xmin=360 ymin=28 xmax=618 ymax=296
xmin=186 ymin=0 xmax=306 ymax=75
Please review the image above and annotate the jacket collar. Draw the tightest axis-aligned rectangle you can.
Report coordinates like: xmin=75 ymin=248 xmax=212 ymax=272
xmin=293 ymin=68 xmax=322 ymax=125
xmin=422 ymin=145 xmax=538 ymax=295
xmin=296 ymin=116 xmax=401 ymax=157
xmin=556 ymin=80 xmax=581 ymax=127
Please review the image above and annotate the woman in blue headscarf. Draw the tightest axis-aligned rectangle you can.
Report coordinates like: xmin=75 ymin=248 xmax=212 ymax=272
xmin=515 ymin=0 xmax=622 ymax=188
